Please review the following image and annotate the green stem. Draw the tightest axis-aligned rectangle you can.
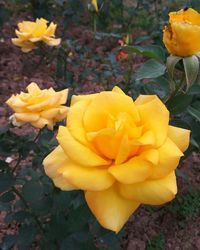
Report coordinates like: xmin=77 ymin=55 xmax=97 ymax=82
xmin=93 ymin=13 xmax=97 ymax=36
xmin=165 ymin=76 xmax=185 ymax=104
xmin=33 ymin=129 xmax=42 ymax=142
xmin=12 ymin=187 xmax=44 ymax=234
xmin=12 ymin=154 xmax=22 ymax=174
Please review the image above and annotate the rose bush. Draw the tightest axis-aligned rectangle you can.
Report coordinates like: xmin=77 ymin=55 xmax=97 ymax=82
xmin=12 ymin=18 xmax=61 ymax=52
xmin=163 ymin=8 xmax=200 ymax=56
xmin=43 ymin=86 xmax=190 ymax=232
xmin=6 ymin=82 xmax=68 ymax=130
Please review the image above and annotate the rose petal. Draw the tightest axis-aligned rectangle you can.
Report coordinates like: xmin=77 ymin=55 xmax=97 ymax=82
xmin=85 ymin=185 xmax=140 ymax=232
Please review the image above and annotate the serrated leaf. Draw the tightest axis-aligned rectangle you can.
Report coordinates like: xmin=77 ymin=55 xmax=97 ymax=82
xmin=183 ymin=55 xmax=199 ymax=89
xmin=166 ymin=55 xmax=182 ymax=79
xmin=135 ymin=59 xmax=166 ymax=80
xmin=187 ymin=106 xmax=200 ymax=122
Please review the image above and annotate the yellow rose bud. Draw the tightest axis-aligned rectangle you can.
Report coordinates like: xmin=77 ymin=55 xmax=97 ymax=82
xmin=43 ymin=87 xmax=190 ymax=232
xmin=6 ymin=82 xmax=68 ymax=130
xmin=163 ymin=8 xmax=200 ymax=56
xmin=91 ymin=0 xmax=98 ymax=12
xmin=12 ymin=18 xmax=61 ymax=52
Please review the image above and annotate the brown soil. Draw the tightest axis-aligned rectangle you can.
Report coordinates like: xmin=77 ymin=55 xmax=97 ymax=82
xmin=1 ymin=16 xmax=200 ymax=250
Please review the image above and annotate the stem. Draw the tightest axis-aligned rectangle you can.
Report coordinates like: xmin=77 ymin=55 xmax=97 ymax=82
xmin=12 ymin=154 xmax=22 ymax=173
xmin=12 ymin=187 xmax=44 ymax=234
xmin=165 ymin=76 xmax=185 ymax=104
xmin=33 ymin=129 xmax=42 ymax=142
xmin=93 ymin=13 xmax=97 ymax=36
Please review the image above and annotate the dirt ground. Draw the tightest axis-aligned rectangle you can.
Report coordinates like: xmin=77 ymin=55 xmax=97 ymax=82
xmin=1 ymin=17 xmax=200 ymax=250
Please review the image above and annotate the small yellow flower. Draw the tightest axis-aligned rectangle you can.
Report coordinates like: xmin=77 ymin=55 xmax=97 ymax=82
xmin=163 ymin=8 xmax=200 ymax=56
xmin=6 ymin=82 xmax=68 ymax=130
xmin=12 ymin=18 xmax=61 ymax=52
xmin=43 ymin=87 xmax=190 ymax=232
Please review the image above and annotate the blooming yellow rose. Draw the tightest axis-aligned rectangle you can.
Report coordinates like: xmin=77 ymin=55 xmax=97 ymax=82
xmin=43 ymin=87 xmax=190 ymax=232
xmin=12 ymin=18 xmax=61 ymax=52
xmin=163 ymin=8 xmax=200 ymax=56
xmin=6 ymin=82 xmax=68 ymax=130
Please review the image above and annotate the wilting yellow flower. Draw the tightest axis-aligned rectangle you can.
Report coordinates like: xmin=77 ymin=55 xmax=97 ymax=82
xmin=163 ymin=8 xmax=200 ymax=56
xmin=43 ymin=87 xmax=190 ymax=232
xmin=12 ymin=18 xmax=61 ymax=52
xmin=6 ymin=82 xmax=68 ymax=130
xmin=91 ymin=0 xmax=98 ymax=12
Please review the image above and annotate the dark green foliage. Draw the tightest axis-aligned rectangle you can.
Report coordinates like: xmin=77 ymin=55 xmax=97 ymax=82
xmin=169 ymin=190 xmax=200 ymax=219
xmin=146 ymin=234 xmax=165 ymax=250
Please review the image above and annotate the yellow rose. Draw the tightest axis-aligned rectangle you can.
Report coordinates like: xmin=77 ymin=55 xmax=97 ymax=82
xmin=12 ymin=18 xmax=61 ymax=52
xmin=6 ymin=82 xmax=68 ymax=130
xmin=43 ymin=87 xmax=190 ymax=232
xmin=163 ymin=8 xmax=200 ymax=56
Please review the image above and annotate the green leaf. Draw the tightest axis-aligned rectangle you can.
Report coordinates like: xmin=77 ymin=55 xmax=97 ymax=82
xmin=183 ymin=55 xmax=199 ymax=89
xmin=2 ymin=235 xmax=17 ymax=250
xmin=167 ymin=94 xmax=193 ymax=114
xmin=135 ymin=59 xmax=166 ymax=80
xmin=187 ymin=106 xmax=200 ymax=123
xmin=17 ymin=224 xmax=37 ymax=250
xmin=142 ymin=76 xmax=170 ymax=99
xmin=0 ymin=191 xmax=15 ymax=203
xmin=22 ymin=180 xmax=44 ymax=203
xmin=125 ymin=45 xmax=165 ymax=61
xmin=166 ymin=55 xmax=182 ymax=79
xmin=0 ymin=173 xmax=15 ymax=193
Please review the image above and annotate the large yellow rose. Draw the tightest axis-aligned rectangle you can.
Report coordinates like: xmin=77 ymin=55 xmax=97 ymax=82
xmin=12 ymin=18 xmax=61 ymax=52
xmin=43 ymin=87 xmax=190 ymax=232
xmin=163 ymin=8 xmax=200 ymax=56
xmin=6 ymin=82 xmax=68 ymax=130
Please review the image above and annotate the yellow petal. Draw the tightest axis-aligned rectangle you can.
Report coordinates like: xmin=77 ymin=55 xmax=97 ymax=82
xmin=168 ymin=125 xmax=190 ymax=152
xmin=150 ymin=138 xmax=183 ymax=179
xmin=53 ymin=175 xmax=77 ymax=191
xmin=83 ymin=91 xmax=140 ymax=132
xmin=108 ymin=157 xmax=152 ymax=184
xmin=43 ymin=37 xmax=61 ymax=46
xmin=27 ymin=82 xmax=41 ymax=94
xmin=85 ymin=185 xmax=140 ymax=233
xmin=31 ymin=117 xmax=53 ymax=129
xmin=58 ymin=89 xmax=68 ymax=104
xmin=58 ymin=164 xmax=115 ymax=191
xmin=115 ymin=135 xmax=130 ymax=165
xmin=135 ymin=95 xmax=169 ymax=147
xmin=41 ymin=108 xmax=60 ymax=119
xmin=15 ymin=113 xmax=39 ymax=122
xmin=57 ymin=126 xmax=111 ymax=167
xmin=43 ymin=146 xmax=77 ymax=191
xmin=112 ymin=86 xmax=125 ymax=95
xmin=119 ymin=171 xmax=177 ymax=205
xmin=15 ymin=30 xmax=31 ymax=40
xmin=67 ymin=100 xmax=91 ymax=146
xmin=71 ymin=93 xmax=98 ymax=105
xmin=45 ymin=22 xmax=56 ymax=37
xmin=169 ymin=8 xmax=200 ymax=25
xmin=140 ymin=149 xmax=159 ymax=165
